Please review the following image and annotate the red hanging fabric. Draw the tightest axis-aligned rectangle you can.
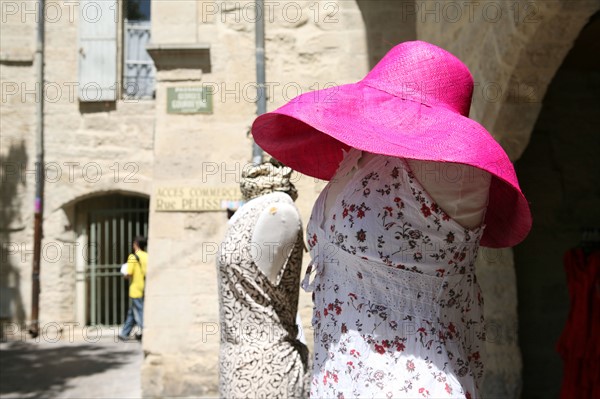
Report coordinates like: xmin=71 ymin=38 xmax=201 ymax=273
xmin=557 ymin=248 xmax=600 ymax=399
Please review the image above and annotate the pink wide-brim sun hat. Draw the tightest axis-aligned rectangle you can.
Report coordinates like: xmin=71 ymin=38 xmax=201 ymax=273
xmin=252 ymin=40 xmax=532 ymax=248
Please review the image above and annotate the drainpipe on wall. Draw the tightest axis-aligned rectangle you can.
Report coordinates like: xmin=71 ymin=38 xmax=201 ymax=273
xmin=253 ymin=0 xmax=265 ymax=165
xmin=29 ymin=0 xmax=45 ymax=338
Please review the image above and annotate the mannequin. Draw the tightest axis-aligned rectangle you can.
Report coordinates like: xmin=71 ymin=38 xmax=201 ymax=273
xmin=250 ymin=40 xmax=533 ymax=399
xmin=306 ymin=149 xmax=493 ymax=398
xmin=216 ymin=160 xmax=309 ymax=398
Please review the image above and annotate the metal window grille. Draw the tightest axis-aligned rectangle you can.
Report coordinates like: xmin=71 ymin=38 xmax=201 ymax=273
xmin=84 ymin=195 xmax=149 ymax=326
xmin=123 ymin=20 xmax=155 ymax=99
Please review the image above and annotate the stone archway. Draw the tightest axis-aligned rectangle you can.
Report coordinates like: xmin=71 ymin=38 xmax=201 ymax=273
xmin=472 ymin=4 xmax=600 ymax=398
xmin=414 ymin=2 xmax=600 ymax=398
xmin=477 ymin=6 xmax=600 ymax=397
xmin=416 ymin=1 xmax=599 ymax=160
xmin=513 ymin=11 xmax=600 ymax=398
xmin=486 ymin=2 xmax=600 ymax=161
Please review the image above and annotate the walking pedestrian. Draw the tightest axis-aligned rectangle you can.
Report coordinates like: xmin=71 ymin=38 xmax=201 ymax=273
xmin=119 ymin=235 xmax=148 ymax=341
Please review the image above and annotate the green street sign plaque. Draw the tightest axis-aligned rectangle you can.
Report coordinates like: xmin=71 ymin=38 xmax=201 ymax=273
xmin=167 ymin=87 xmax=213 ymax=114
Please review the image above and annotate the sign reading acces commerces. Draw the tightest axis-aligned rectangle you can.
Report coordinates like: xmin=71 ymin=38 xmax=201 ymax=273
xmin=154 ymin=186 xmax=241 ymax=211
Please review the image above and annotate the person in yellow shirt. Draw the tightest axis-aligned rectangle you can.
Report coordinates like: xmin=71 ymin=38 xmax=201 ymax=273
xmin=118 ymin=236 xmax=148 ymax=341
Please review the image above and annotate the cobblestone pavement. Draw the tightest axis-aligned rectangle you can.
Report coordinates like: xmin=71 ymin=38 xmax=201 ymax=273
xmin=0 ymin=329 xmax=143 ymax=399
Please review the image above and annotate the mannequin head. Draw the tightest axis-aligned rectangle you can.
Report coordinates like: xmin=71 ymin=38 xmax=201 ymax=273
xmin=240 ymin=158 xmax=298 ymax=201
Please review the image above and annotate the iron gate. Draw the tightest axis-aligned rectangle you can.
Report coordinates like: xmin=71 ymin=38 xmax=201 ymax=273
xmin=85 ymin=196 xmax=148 ymax=326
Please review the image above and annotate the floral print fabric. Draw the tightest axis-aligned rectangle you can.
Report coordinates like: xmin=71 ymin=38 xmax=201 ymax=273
xmin=304 ymin=151 xmax=486 ymax=398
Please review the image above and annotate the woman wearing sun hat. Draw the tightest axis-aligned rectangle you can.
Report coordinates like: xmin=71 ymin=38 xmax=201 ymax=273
xmin=252 ymin=41 xmax=531 ymax=398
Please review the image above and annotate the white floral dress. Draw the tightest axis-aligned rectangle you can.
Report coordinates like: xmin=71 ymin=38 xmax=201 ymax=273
xmin=303 ymin=151 xmax=486 ymax=399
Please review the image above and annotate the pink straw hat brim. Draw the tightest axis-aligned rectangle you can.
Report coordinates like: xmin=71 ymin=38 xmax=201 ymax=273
xmin=253 ymin=82 xmax=532 ymax=248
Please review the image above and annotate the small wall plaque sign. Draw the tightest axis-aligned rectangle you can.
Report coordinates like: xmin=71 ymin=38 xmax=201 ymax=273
xmin=167 ymin=86 xmax=213 ymax=114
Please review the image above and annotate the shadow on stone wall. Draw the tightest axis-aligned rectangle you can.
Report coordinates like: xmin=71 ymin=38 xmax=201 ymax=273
xmin=0 ymin=140 xmax=28 ymax=331
xmin=356 ymin=0 xmax=416 ymax=68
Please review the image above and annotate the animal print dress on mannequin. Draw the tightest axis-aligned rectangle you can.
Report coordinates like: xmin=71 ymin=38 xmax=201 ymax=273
xmin=217 ymin=192 xmax=309 ymax=398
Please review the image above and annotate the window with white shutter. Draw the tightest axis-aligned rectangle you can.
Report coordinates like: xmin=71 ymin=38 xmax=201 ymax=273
xmin=78 ymin=0 xmax=118 ymax=102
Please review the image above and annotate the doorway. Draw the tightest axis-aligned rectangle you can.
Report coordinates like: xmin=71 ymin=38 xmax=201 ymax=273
xmin=75 ymin=194 xmax=149 ymax=326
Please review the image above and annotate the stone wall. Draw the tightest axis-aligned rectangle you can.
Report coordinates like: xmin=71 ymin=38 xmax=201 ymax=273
xmin=41 ymin=0 xmax=155 ymax=326
xmin=1 ymin=0 xmax=155 ymax=329
xmin=1 ymin=0 xmax=42 ymax=328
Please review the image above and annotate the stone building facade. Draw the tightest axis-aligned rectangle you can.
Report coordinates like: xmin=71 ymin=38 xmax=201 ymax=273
xmin=1 ymin=1 xmax=599 ymax=398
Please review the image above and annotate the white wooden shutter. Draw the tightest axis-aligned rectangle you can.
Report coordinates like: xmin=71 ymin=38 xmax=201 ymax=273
xmin=78 ymin=0 xmax=118 ymax=101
